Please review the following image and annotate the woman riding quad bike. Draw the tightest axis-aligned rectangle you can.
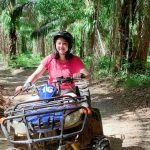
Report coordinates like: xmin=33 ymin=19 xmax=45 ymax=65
xmin=1 ymin=76 xmax=110 ymax=150
xmin=1 ymin=31 xmax=110 ymax=149
xmin=15 ymin=31 xmax=90 ymax=96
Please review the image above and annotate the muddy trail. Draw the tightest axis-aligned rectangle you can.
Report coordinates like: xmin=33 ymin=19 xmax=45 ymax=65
xmin=0 ymin=62 xmax=150 ymax=149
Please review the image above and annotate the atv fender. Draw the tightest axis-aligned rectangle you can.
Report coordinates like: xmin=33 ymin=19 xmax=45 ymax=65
xmin=78 ymin=108 xmax=103 ymax=148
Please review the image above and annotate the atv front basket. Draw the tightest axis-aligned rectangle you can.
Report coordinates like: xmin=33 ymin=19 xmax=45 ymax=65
xmin=1 ymin=95 xmax=88 ymax=145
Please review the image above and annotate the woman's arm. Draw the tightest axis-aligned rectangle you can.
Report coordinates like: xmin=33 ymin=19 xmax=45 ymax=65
xmin=80 ymin=68 xmax=91 ymax=80
xmin=25 ymin=64 xmax=46 ymax=84
xmin=15 ymin=64 xmax=46 ymax=94
xmin=73 ymin=68 xmax=90 ymax=80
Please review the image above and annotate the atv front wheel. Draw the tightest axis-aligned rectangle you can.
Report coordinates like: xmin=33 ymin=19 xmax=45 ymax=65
xmin=91 ymin=136 xmax=110 ymax=150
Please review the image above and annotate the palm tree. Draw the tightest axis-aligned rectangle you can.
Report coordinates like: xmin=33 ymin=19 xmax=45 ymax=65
xmin=1 ymin=0 xmax=33 ymax=59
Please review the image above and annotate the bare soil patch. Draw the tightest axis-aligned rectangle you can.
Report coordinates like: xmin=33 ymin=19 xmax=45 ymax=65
xmin=90 ymin=79 xmax=150 ymax=150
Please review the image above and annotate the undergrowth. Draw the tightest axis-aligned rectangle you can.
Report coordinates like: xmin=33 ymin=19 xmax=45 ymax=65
xmin=86 ymin=55 xmax=150 ymax=88
xmin=7 ymin=53 xmax=150 ymax=88
xmin=8 ymin=53 xmax=42 ymax=69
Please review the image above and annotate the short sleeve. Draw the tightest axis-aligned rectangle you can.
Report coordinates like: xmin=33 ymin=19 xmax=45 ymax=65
xmin=71 ymin=56 xmax=85 ymax=73
xmin=41 ymin=54 xmax=53 ymax=69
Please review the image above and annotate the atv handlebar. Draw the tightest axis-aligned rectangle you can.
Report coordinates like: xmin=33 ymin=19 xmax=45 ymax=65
xmin=55 ymin=74 xmax=85 ymax=84
xmin=14 ymin=75 xmax=86 ymax=98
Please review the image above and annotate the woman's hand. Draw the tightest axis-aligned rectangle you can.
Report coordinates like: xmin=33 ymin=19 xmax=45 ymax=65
xmin=73 ymin=73 xmax=82 ymax=78
xmin=15 ymin=86 xmax=23 ymax=95
xmin=74 ymin=69 xmax=91 ymax=80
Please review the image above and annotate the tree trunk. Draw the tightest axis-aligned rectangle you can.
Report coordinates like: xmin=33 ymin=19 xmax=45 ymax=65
xmin=119 ymin=0 xmax=130 ymax=66
xmin=9 ymin=25 xmax=17 ymax=59
xmin=96 ymin=28 xmax=106 ymax=56
xmin=32 ymin=39 xmax=39 ymax=55
xmin=41 ymin=36 xmax=45 ymax=57
xmin=89 ymin=0 xmax=100 ymax=77
xmin=21 ymin=36 xmax=27 ymax=53
xmin=137 ymin=1 xmax=150 ymax=64
xmin=127 ymin=0 xmax=150 ymax=71
xmin=32 ymin=37 xmax=45 ymax=56
xmin=111 ymin=0 xmax=121 ymax=72
xmin=80 ymin=29 xmax=85 ymax=58
xmin=127 ymin=0 xmax=138 ymax=71
xmin=89 ymin=29 xmax=95 ymax=75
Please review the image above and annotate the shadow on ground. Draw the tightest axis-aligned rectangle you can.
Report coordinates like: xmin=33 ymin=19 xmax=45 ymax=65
xmin=90 ymin=80 xmax=150 ymax=150
xmin=108 ymin=136 xmax=145 ymax=150
xmin=91 ymin=86 xmax=150 ymax=117
xmin=0 ymin=68 xmax=48 ymax=96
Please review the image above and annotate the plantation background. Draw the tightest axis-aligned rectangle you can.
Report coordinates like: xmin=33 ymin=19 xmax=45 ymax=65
xmin=0 ymin=0 xmax=150 ymax=87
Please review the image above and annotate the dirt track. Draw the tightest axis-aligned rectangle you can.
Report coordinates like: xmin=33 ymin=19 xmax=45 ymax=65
xmin=0 ymin=63 xmax=150 ymax=149
xmin=91 ymin=80 xmax=150 ymax=150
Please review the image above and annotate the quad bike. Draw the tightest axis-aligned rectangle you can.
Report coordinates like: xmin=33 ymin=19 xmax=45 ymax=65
xmin=1 ymin=76 xmax=110 ymax=150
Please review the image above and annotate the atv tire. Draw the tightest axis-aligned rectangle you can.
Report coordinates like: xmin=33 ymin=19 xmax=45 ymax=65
xmin=91 ymin=135 xmax=110 ymax=150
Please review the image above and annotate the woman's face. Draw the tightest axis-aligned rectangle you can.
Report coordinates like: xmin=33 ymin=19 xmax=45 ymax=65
xmin=55 ymin=37 xmax=69 ymax=55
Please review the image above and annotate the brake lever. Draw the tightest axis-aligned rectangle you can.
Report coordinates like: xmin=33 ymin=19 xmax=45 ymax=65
xmin=55 ymin=75 xmax=85 ymax=85
xmin=61 ymin=77 xmax=73 ymax=83
xmin=12 ymin=83 xmax=33 ymax=99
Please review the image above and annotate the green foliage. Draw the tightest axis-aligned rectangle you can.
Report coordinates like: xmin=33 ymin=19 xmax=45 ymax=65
xmin=82 ymin=56 xmax=91 ymax=69
xmin=145 ymin=59 xmax=150 ymax=75
xmin=112 ymin=59 xmax=150 ymax=88
xmin=9 ymin=53 xmax=42 ymax=68
xmin=82 ymin=56 xmax=110 ymax=79
xmin=0 ymin=10 xmax=11 ymax=33
xmin=147 ymin=56 xmax=150 ymax=63
xmin=122 ymin=74 xmax=150 ymax=88
xmin=88 ymin=55 xmax=150 ymax=88
xmin=35 ymin=0 xmax=84 ymax=18
xmin=31 ymin=0 xmax=96 ymax=40
xmin=95 ymin=56 xmax=110 ymax=78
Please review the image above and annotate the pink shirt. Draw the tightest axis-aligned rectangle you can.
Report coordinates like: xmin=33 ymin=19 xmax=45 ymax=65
xmin=41 ymin=54 xmax=85 ymax=89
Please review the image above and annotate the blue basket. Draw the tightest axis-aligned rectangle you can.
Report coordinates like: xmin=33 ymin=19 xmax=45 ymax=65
xmin=38 ymin=84 xmax=57 ymax=99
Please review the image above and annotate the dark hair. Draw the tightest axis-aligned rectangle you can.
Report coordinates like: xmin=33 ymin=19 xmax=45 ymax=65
xmin=53 ymin=31 xmax=74 ymax=60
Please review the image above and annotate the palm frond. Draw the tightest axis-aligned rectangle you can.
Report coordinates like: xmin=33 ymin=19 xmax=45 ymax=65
xmin=11 ymin=3 xmax=27 ymax=19
xmin=30 ymin=17 xmax=65 ymax=39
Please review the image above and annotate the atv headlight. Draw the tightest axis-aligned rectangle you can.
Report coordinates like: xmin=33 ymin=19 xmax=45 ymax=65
xmin=11 ymin=120 xmax=27 ymax=136
xmin=64 ymin=110 xmax=81 ymax=128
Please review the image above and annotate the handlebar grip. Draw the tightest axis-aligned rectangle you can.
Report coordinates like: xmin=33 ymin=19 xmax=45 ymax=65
xmin=61 ymin=77 xmax=73 ymax=83
xmin=23 ymin=82 xmax=32 ymax=90
xmin=80 ymin=73 xmax=86 ymax=78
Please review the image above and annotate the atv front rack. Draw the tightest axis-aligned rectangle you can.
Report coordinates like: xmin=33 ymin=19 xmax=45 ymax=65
xmin=1 ymin=95 xmax=88 ymax=145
